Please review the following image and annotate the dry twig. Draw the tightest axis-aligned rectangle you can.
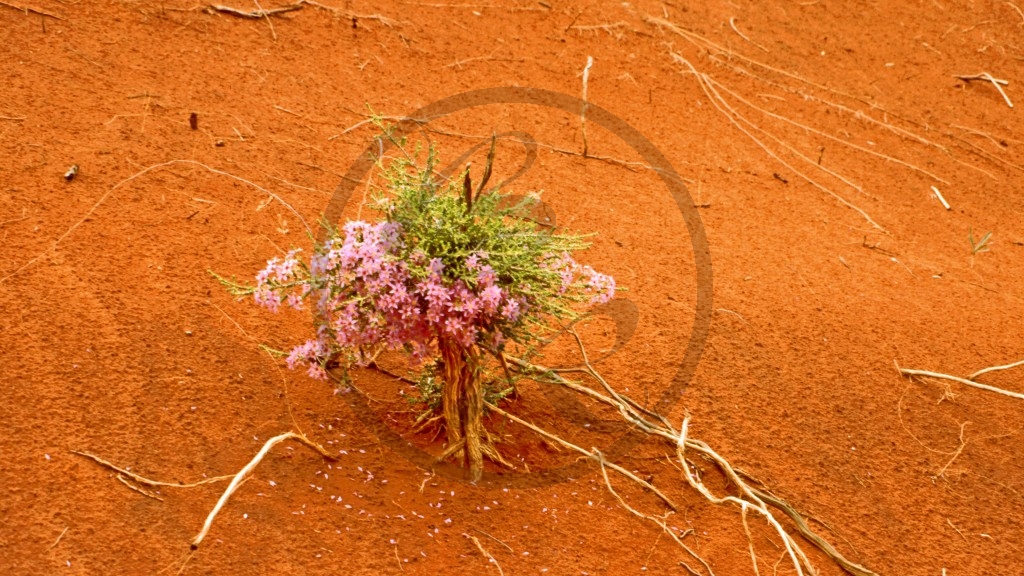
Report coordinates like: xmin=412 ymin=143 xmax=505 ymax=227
xmin=191 ymin=432 xmax=333 ymax=548
xmin=956 ymin=73 xmax=1014 ymax=108
xmin=45 ymin=526 xmax=69 ymax=552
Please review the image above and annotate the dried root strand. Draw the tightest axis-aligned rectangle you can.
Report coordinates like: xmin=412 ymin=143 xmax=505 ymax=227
xmin=72 ymin=450 xmax=234 ymax=488
xmin=208 ymin=3 xmax=303 ymax=18
xmin=501 ymin=335 xmax=880 ymax=576
xmin=677 ymin=417 xmax=813 ymax=576
xmin=463 ymin=533 xmax=505 ymax=576
xmin=191 ymin=432 xmax=334 ymax=549
xmin=900 ymin=365 xmax=1024 ymax=401
xmin=76 ymin=431 xmax=334 ymax=550
xmin=485 ymin=402 xmax=679 ymax=511
xmin=594 ymin=450 xmax=715 ymax=576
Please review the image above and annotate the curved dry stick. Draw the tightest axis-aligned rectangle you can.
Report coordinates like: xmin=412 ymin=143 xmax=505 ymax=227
xmin=900 ymin=368 xmax=1024 ymax=401
xmin=191 ymin=432 xmax=333 ymax=549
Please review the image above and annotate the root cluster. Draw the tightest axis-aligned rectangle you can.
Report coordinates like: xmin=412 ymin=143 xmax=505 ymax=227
xmin=486 ymin=331 xmax=879 ymax=576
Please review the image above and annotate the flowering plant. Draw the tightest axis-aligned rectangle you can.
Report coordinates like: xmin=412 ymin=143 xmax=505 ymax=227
xmin=227 ymin=142 xmax=615 ymax=479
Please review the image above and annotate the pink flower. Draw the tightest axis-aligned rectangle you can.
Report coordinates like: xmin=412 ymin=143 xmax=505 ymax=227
xmin=249 ymin=217 xmax=616 ymax=381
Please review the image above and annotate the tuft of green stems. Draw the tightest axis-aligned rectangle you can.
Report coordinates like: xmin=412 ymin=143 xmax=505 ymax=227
xmin=969 ymin=227 xmax=992 ymax=255
xmin=373 ymin=146 xmax=598 ymax=347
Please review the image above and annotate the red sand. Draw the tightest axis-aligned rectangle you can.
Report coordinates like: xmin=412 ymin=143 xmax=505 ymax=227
xmin=2 ymin=1 xmax=1022 ymax=574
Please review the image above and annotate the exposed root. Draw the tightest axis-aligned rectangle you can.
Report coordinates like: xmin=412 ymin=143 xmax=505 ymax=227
xmin=464 ymin=532 xmax=505 ymax=575
xmin=191 ymin=432 xmax=333 ymax=548
xmin=75 ymin=431 xmax=334 ymax=550
xmin=208 ymin=3 xmax=303 ymax=19
xmin=968 ymin=358 xmax=1024 ymax=380
xmin=667 ymin=51 xmax=886 ymax=233
xmin=117 ymin=474 xmax=165 ymax=501
xmin=900 ymin=364 xmax=1024 ymax=401
xmin=678 ymin=418 xmax=813 ymax=576
xmin=486 ymin=402 xmax=678 ymax=510
xmin=595 ymin=450 xmax=715 ymax=576
xmin=71 ymin=450 xmax=234 ymax=488
xmin=497 ymin=334 xmax=880 ymax=576
xmin=935 ymin=422 xmax=970 ymax=479
xmin=740 ymin=480 xmax=875 ymax=576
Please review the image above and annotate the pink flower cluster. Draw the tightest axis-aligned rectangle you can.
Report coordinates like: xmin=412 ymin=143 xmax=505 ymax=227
xmin=253 ymin=221 xmax=532 ymax=379
xmin=548 ymin=252 xmax=617 ymax=304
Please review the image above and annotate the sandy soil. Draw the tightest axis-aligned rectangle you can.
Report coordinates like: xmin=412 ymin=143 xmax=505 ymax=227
xmin=2 ymin=1 xmax=1023 ymax=574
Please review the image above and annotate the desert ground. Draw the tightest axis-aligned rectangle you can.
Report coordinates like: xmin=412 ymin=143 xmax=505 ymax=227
xmin=1 ymin=0 xmax=1023 ymax=574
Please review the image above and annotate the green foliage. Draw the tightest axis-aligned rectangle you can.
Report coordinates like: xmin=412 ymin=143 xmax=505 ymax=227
xmin=969 ymin=227 xmax=992 ymax=255
xmin=370 ymin=139 xmax=602 ymax=347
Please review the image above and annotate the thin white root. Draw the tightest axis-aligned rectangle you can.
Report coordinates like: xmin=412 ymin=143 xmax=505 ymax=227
xmin=968 ymin=358 xmax=1024 ymax=381
xmin=678 ymin=417 xmax=810 ymax=576
xmin=900 ymin=367 xmax=1024 ymax=401
xmin=464 ymin=533 xmax=505 ymax=576
xmin=486 ymin=402 xmax=678 ymax=510
xmin=191 ymin=432 xmax=333 ymax=549
xmin=595 ymin=451 xmax=715 ymax=576
xmin=505 ymin=341 xmax=880 ymax=576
